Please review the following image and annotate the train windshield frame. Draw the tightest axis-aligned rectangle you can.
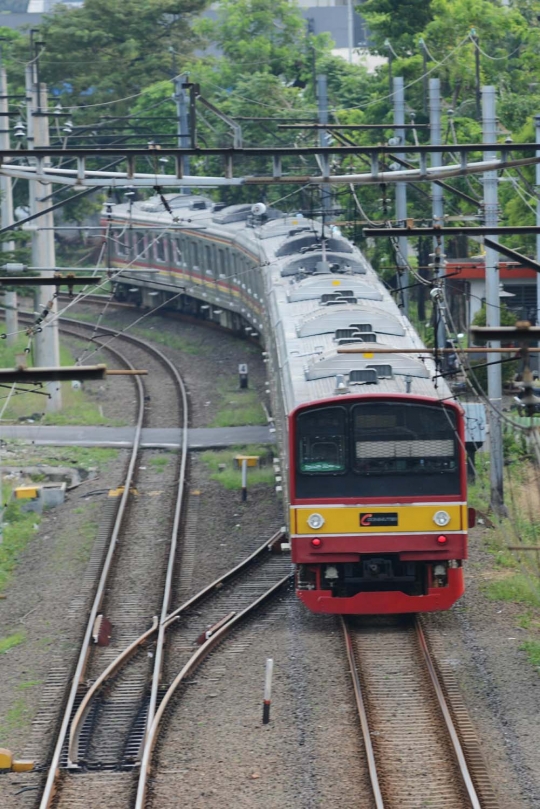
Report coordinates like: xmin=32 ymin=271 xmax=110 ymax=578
xmin=294 ymin=400 xmax=461 ymax=499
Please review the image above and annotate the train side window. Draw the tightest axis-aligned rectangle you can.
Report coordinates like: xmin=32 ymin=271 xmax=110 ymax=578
xmin=219 ymin=250 xmax=226 ymax=277
xmin=135 ymin=232 xmax=146 ymax=259
xmin=297 ymin=407 xmax=347 ymax=473
xmin=205 ymin=244 xmax=214 ymax=276
xmin=192 ymin=241 xmax=199 ymax=267
xmin=155 ymin=237 xmax=167 ymax=262
xmin=116 ymin=230 xmax=128 ymax=257
xmin=173 ymin=238 xmax=183 ymax=266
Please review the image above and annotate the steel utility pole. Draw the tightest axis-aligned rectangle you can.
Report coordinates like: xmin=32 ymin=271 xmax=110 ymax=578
xmin=393 ymin=77 xmax=408 ymax=314
xmin=429 ymin=78 xmax=446 ymax=355
xmin=316 ymin=74 xmax=332 ymax=221
xmin=174 ymin=73 xmax=190 ymax=193
xmin=535 ymin=114 xmax=540 ymax=329
xmin=26 ymin=65 xmax=62 ymax=410
xmin=482 ymin=85 xmax=505 ymax=515
xmin=0 ymin=56 xmax=17 ymax=344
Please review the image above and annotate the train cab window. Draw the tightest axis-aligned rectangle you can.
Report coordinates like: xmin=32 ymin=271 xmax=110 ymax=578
xmin=352 ymin=403 xmax=457 ymax=477
xmin=297 ymin=407 xmax=346 ymax=473
xmin=294 ymin=401 xmax=461 ymax=499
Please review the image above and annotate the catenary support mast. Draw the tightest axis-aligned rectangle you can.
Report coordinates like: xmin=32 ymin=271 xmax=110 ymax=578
xmin=393 ymin=77 xmax=408 ymax=314
xmin=429 ymin=78 xmax=446 ymax=354
xmin=482 ymin=86 xmax=505 ymax=515
xmin=0 ymin=58 xmax=17 ymax=343
xmin=26 ymin=64 xmax=61 ymax=411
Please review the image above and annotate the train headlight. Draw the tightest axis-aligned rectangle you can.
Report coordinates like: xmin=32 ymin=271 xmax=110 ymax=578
xmin=433 ymin=510 xmax=450 ymax=527
xmin=307 ymin=512 xmax=325 ymax=530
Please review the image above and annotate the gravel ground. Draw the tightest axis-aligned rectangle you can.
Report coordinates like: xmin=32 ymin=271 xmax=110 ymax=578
xmin=0 ymin=448 xmax=128 ymax=781
xmin=71 ymin=305 xmax=270 ymax=430
xmin=425 ymin=524 xmax=540 ymax=809
xmin=151 ymin=598 xmax=372 ymax=809
xmin=1 ymin=305 xmax=540 ymax=808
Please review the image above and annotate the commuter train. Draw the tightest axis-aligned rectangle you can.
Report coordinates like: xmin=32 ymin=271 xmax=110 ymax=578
xmin=105 ymin=193 xmax=471 ymax=614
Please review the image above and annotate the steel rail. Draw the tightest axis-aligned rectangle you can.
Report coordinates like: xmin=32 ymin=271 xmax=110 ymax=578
xmin=38 ymin=333 xmax=145 ymax=809
xmin=340 ymin=618 xmax=384 ymax=809
xmin=53 ymin=315 xmax=191 ymax=762
xmin=343 ymin=617 xmax=483 ymax=809
xmin=67 ymin=618 xmax=158 ymax=766
xmin=134 ymin=573 xmax=292 ymax=809
xmin=164 ymin=529 xmax=286 ymax=628
xmin=143 ymin=337 xmax=188 ymax=745
xmin=415 ymin=617 xmax=482 ymax=809
xmin=65 ymin=529 xmax=285 ymax=764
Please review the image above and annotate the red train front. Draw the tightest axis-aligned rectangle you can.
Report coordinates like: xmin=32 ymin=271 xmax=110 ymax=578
xmin=289 ymin=393 xmax=470 ymax=614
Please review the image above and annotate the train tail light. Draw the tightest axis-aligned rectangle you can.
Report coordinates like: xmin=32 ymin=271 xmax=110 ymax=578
xmin=437 ymin=535 xmax=448 ymax=544
xmin=311 ymin=537 xmax=322 ymax=548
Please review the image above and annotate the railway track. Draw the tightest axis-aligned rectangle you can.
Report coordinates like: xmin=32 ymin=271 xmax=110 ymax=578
xmin=342 ymin=616 xmax=499 ymax=809
xmin=25 ymin=317 xmax=189 ymax=808
xmin=136 ymin=531 xmax=292 ymax=809
xmin=48 ymin=528 xmax=291 ymax=808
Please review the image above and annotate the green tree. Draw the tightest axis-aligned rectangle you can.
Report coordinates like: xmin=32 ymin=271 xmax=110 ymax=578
xmin=361 ymin=0 xmax=434 ymax=52
xmin=38 ymin=0 xmax=208 ymax=113
xmin=197 ymin=0 xmax=307 ymax=81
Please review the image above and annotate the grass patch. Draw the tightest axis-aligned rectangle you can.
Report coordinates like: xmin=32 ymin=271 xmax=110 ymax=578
xmin=521 ymin=640 xmax=540 ymax=670
xmin=0 ymin=321 xmax=126 ymax=425
xmin=484 ymin=573 xmax=540 ymax=608
xmin=149 ymin=455 xmax=170 ymax=471
xmin=90 ymin=319 xmax=211 ymax=356
xmin=53 ymin=504 xmax=100 ymax=571
xmin=17 ymin=680 xmax=42 ymax=690
xmin=0 ymin=696 xmax=31 ymax=742
xmin=0 ymin=630 xmax=26 ymax=654
xmin=210 ymin=378 xmax=266 ymax=427
xmin=3 ymin=445 xmax=119 ymax=472
xmin=0 ymin=495 xmax=40 ymax=593
xmin=201 ymin=445 xmax=275 ymax=489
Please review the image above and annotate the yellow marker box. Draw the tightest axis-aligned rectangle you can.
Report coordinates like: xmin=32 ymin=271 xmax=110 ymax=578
xmin=14 ymin=486 xmax=39 ymax=500
xmin=235 ymin=455 xmax=260 ymax=468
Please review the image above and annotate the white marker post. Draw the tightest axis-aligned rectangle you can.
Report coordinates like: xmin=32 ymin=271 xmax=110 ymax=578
xmin=241 ymin=458 xmax=248 ymax=502
xmin=262 ymin=658 xmax=274 ymax=724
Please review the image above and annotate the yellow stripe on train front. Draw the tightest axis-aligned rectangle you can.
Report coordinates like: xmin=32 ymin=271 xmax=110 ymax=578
xmin=292 ymin=504 xmax=464 ymax=534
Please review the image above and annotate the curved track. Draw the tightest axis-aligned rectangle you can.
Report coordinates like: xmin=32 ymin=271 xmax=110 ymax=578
xmin=342 ymin=616 xmax=499 ymax=809
xmin=33 ymin=317 xmax=189 ymax=809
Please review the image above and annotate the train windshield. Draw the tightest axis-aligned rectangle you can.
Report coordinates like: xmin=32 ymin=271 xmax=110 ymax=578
xmin=352 ymin=403 xmax=457 ymax=476
xmin=298 ymin=407 xmax=347 ymax=473
xmin=295 ymin=401 xmax=460 ymax=499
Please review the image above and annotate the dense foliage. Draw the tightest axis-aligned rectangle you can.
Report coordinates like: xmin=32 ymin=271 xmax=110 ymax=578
xmin=0 ymin=0 xmax=538 ymax=266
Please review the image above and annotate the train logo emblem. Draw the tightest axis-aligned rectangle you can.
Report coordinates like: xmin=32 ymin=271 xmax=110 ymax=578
xmin=359 ymin=513 xmax=399 ymax=527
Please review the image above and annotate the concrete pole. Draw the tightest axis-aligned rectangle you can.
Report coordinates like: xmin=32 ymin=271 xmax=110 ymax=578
xmin=535 ymin=115 xmax=540 ymax=328
xmin=393 ymin=77 xmax=408 ymax=314
xmin=174 ymin=74 xmax=190 ymax=193
xmin=317 ymin=74 xmax=332 ymax=222
xmin=482 ymin=86 xmax=505 ymax=515
xmin=0 ymin=65 xmax=17 ymax=343
xmin=429 ymin=78 xmax=446 ymax=355
xmin=27 ymin=70 xmax=62 ymax=410
xmin=347 ymin=0 xmax=354 ymax=64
